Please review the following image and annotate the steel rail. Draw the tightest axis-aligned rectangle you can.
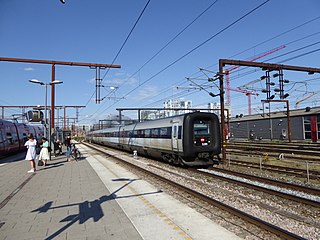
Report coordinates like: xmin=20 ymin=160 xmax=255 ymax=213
xmin=226 ymin=149 xmax=320 ymax=162
xmin=148 ymin=164 xmax=320 ymax=207
xmin=210 ymin=168 xmax=320 ymax=196
xmin=83 ymin=142 xmax=307 ymax=240
xmin=227 ymin=143 xmax=320 ymax=157
xmin=199 ymin=168 xmax=320 ymax=207
xmin=228 ymin=144 xmax=320 ymax=155
xmin=228 ymin=159 xmax=320 ymax=178
xmin=228 ymin=141 xmax=320 ymax=149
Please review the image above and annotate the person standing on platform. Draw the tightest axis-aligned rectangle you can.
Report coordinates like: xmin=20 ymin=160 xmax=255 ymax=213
xmin=65 ymin=136 xmax=72 ymax=162
xmin=39 ymin=137 xmax=50 ymax=166
xmin=24 ymin=133 xmax=37 ymax=173
xmin=54 ymin=139 xmax=62 ymax=156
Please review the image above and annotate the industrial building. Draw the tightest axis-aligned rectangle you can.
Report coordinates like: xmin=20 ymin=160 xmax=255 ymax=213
xmin=229 ymin=106 xmax=320 ymax=142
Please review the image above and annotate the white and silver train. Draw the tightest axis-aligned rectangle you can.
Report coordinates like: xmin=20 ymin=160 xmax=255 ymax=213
xmin=86 ymin=112 xmax=221 ymax=167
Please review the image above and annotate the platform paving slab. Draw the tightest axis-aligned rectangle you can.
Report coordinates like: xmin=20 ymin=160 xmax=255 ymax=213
xmin=0 ymin=154 xmax=143 ymax=240
xmin=80 ymin=144 xmax=242 ymax=240
xmin=1 ymin=144 xmax=243 ymax=240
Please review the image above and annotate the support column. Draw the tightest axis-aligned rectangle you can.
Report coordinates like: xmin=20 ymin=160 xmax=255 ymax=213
xmin=96 ymin=67 xmax=101 ymax=104
xmin=51 ymin=64 xmax=55 ymax=129
xmin=219 ymin=60 xmax=226 ymax=163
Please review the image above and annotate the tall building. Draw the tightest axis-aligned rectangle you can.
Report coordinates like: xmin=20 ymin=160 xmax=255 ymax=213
xmin=207 ymin=102 xmax=231 ymax=120
xmin=163 ymin=99 xmax=192 ymax=117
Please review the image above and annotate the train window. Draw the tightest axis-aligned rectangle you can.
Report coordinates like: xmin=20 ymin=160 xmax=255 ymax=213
xmin=193 ymin=120 xmax=211 ymax=146
xmin=173 ymin=126 xmax=177 ymax=138
xmin=6 ymin=133 xmax=13 ymax=144
xmin=145 ymin=129 xmax=151 ymax=138
xmin=160 ymin=128 xmax=168 ymax=138
xmin=151 ymin=129 xmax=159 ymax=138
xmin=137 ymin=130 xmax=144 ymax=138
xmin=178 ymin=126 xmax=182 ymax=139
xmin=159 ymin=127 xmax=168 ymax=138
xmin=22 ymin=133 xmax=28 ymax=141
xmin=194 ymin=120 xmax=210 ymax=135
xmin=133 ymin=130 xmax=138 ymax=138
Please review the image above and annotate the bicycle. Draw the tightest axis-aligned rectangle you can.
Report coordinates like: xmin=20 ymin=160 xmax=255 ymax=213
xmin=71 ymin=144 xmax=82 ymax=161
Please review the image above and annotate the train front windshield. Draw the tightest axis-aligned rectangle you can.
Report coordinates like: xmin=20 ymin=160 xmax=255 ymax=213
xmin=193 ymin=120 xmax=211 ymax=146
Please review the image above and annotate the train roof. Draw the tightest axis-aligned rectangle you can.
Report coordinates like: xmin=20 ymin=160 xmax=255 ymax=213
xmin=89 ymin=112 xmax=217 ymax=133
xmin=230 ymin=106 xmax=320 ymax=122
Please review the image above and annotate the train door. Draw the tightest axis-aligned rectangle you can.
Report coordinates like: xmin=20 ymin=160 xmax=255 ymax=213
xmin=119 ymin=128 xmax=126 ymax=146
xmin=171 ymin=124 xmax=179 ymax=151
xmin=0 ymin=130 xmax=5 ymax=155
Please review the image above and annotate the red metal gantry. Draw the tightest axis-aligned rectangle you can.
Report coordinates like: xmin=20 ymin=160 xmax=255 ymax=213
xmin=224 ymin=45 xmax=286 ymax=113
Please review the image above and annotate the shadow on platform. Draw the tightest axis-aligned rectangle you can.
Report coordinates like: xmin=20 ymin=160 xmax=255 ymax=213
xmin=32 ymin=178 xmax=163 ymax=240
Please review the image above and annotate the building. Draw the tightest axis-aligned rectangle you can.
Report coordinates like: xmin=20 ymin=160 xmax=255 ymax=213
xmin=207 ymin=102 xmax=231 ymax=120
xmin=229 ymin=106 xmax=320 ymax=142
xmin=163 ymin=99 xmax=192 ymax=117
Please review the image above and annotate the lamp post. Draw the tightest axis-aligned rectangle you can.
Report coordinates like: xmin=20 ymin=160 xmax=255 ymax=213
xmin=29 ymin=79 xmax=63 ymax=143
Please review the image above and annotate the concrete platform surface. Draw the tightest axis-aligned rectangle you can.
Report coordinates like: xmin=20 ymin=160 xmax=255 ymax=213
xmin=0 ymin=144 xmax=242 ymax=240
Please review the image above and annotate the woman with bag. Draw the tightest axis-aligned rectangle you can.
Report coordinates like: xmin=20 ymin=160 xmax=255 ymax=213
xmin=39 ymin=137 xmax=50 ymax=166
xmin=24 ymin=133 xmax=37 ymax=173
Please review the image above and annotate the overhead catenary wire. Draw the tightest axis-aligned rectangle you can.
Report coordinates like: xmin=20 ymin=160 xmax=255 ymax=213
xmin=85 ymin=0 xmax=271 ymax=121
xmin=228 ymin=16 xmax=320 ymax=60
xmin=129 ymin=8 xmax=320 ymax=112
xmin=101 ymin=0 xmax=151 ymax=82
xmin=79 ymin=0 xmax=151 ymax=113
xmin=190 ymin=17 xmax=320 ymax=79
xmin=141 ymin=29 xmax=320 ymax=111
xmin=121 ymin=0 xmax=271 ymax=99
xmin=79 ymin=0 xmax=223 ymax=121
xmin=115 ymin=0 xmax=219 ymax=91
xmin=202 ymin=32 xmax=320 ymax=85
xmin=224 ymin=40 xmax=320 ymax=84
xmin=83 ymin=0 xmax=221 ymax=120
xmin=278 ymin=48 xmax=320 ymax=63
xmin=80 ymin=3 xmax=320 ymax=123
xmin=146 ymin=44 xmax=320 ymax=112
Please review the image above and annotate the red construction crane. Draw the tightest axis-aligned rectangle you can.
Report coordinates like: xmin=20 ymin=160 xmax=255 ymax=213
xmin=227 ymin=88 xmax=259 ymax=115
xmin=225 ymin=45 xmax=286 ymax=112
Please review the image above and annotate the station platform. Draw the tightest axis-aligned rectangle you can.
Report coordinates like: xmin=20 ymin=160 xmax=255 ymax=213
xmin=0 ymin=144 xmax=242 ymax=240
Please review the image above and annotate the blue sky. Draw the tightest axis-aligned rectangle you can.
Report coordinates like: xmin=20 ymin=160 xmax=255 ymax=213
xmin=1 ymin=0 xmax=320 ymax=124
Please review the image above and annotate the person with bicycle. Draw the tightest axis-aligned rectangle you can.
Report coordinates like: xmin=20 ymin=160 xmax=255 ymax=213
xmin=71 ymin=143 xmax=80 ymax=161
xmin=54 ymin=139 xmax=62 ymax=156
xmin=65 ymin=136 xmax=72 ymax=162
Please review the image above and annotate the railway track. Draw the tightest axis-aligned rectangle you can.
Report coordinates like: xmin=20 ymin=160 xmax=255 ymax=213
xmin=228 ymin=141 xmax=320 ymax=150
xmin=200 ymin=167 xmax=320 ymax=207
xmin=226 ymin=159 xmax=320 ymax=179
xmin=226 ymin=141 xmax=320 ymax=162
xmin=209 ymin=167 xmax=320 ymax=196
xmin=82 ymin=142 xmax=315 ymax=240
xmin=148 ymin=164 xmax=320 ymax=207
xmin=147 ymin=164 xmax=320 ymax=207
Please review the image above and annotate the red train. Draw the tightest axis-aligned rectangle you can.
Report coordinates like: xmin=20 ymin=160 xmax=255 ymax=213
xmin=0 ymin=119 xmax=43 ymax=157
